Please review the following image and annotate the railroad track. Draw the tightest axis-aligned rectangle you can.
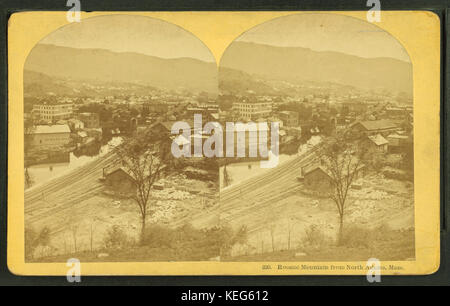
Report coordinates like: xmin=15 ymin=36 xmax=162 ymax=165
xmin=25 ymin=141 xmax=322 ymax=235
xmin=25 ymin=152 xmax=117 ymax=218
xmin=181 ymin=145 xmax=322 ymax=230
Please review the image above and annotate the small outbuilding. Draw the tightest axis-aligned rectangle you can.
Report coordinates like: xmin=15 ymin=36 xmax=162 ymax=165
xmin=366 ymin=134 xmax=388 ymax=153
xmin=103 ymin=166 xmax=136 ymax=193
xmin=302 ymin=165 xmax=334 ymax=191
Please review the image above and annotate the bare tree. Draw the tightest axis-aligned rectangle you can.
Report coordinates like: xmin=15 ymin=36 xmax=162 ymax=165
xmin=89 ymin=221 xmax=96 ymax=252
xmin=70 ymin=223 xmax=79 ymax=253
xmin=286 ymin=216 xmax=301 ymax=250
xmin=114 ymin=131 xmax=171 ymax=242
xmin=24 ymin=167 xmax=33 ymax=189
xmin=63 ymin=233 xmax=68 ymax=254
xmin=222 ymin=163 xmax=232 ymax=188
xmin=265 ymin=206 xmax=280 ymax=253
xmin=269 ymin=225 xmax=276 ymax=253
xmin=256 ymin=230 xmax=264 ymax=254
xmin=317 ymin=134 xmax=367 ymax=245
xmin=37 ymin=227 xmax=51 ymax=258
xmin=24 ymin=117 xmax=35 ymax=189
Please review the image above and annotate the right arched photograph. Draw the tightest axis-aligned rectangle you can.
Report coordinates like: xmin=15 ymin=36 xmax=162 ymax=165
xmin=218 ymin=13 xmax=415 ymax=262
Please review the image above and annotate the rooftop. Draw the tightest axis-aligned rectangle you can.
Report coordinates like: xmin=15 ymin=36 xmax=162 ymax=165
xmin=34 ymin=102 xmax=73 ymax=106
xmin=279 ymin=111 xmax=298 ymax=116
xmin=33 ymin=124 xmax=71 ymax=134
xmin=387 ymin=133 xmax=409 ymax=139
xmin=303 ymin=164 xmax=332 ymax=177
xmin=355 ymin=120 xmax=398 ymax=131
xmin=368 ymin=134 xmax=389 ymax=146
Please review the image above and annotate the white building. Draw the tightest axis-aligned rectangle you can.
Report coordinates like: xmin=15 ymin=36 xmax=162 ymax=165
xmin=28 ymin=124 xmax=71 ymax=148
xmin=233 ymin=101 xmax=272 ymax=120
xmin=33 ymin=103 xmax=73 ymax=122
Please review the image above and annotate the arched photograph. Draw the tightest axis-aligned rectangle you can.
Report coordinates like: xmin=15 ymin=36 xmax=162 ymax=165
xmin=217 ymin=13 xmax=414 ymax=261
xmin=23 ymin=15 xmax=221 ymax=262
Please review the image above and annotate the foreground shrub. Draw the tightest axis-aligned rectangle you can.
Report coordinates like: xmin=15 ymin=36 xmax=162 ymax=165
xmin=368 ymin=153 xmax=386 ymax=172
xmin=103 ymin=225 xmax=134 ymax=250
xmin=25 ymin=227 xmax=38 ymax=260
xmin=141 ymin=224 xmax=176 ymax=248
xmin=382 ymin=167 xmax=413 ymax=181
xmin=340 ymin=223 xmax=393 ymax=248
xmin=140 ymin=223 xmax=248 ymax=260
xmin=300 ymin=224 xmax=332 ymax=250
xmin=25 ymin=226 xmax=52 ymax=260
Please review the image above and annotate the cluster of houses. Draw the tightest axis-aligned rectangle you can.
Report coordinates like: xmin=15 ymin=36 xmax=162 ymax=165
xmin=350 ymin=119 xmax=412 ymax=154
xmin=27 ymin=102 xmax=101 ymax=150
xmin=298 ymin=118 xmax=413 ymax=191
xmin=25 ymin=89 xmax=413 ymax=194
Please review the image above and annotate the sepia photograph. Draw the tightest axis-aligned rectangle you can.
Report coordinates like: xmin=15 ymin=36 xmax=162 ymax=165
xmin=216 ymin=13 xmax=415 ymax=262
xmin=23 ymin=13 xmax=414 ymax=263
xmin=23 ymin=15 xmax=223 ymax=262
xmin=7 ymin=10 xmax=440 ymax=276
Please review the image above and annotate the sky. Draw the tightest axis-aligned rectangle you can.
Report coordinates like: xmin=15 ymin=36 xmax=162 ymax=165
xmin=39 ymin=15 xmax=216 ymax=62
xmin=39 ymin=13 xmax=410 ymax=63
xmin=236 ymin=13 xmax=411 ymax=62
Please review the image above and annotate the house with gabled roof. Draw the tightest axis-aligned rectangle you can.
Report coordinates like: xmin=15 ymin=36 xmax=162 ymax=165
xmin=28 ymin=124 xmax=71 ymax=148
xmin=302 ymin=164 xmax=334 ymax=191
xmin=366 ymin=134 xmax=388 ymax=153
xmin=103 ymin=166 xmax=136 ymax=193
xmin=301 ymin=162 xmax=365 ymax=191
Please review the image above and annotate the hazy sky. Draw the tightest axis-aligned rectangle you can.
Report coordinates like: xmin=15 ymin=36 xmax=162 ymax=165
xmin=236 ymin=13 xmax=411 ymax=62
xmin=39 ymin=15 xmax=216 ymax=62
xmin=40 ymin=13 xmax=410 ymax=63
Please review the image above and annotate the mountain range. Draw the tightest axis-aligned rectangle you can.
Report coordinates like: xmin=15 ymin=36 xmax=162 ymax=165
xmin=220 ymin=41 xmax=413 ymax=95
xmin=24 ymin=42 xmax=413 ymax=98
xmin=25 ymin=44 xmax=218 ymax=95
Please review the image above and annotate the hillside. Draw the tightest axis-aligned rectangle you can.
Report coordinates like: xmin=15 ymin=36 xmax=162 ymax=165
xmin=219 ymin=67 xmax=363 ymax=97
xmin=24 ymin=70 xmax=166 ymax=98
xmin=219 ymin=67 xmax=279 ymax=95
xmin=220 ymin=41 xmax=413 ymax=95
xmin=25 ymin=44 xmax=218 ymax=95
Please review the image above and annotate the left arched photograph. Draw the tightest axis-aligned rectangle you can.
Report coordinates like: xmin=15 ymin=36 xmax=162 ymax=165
xmin=23 ymin=15 xmax=222 ymax=263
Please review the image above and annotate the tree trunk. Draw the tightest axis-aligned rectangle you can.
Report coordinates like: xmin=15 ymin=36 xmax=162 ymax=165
xmin=90 ymin=224 xmax=94 ymax=252
xmin=73 ymin=235 xmax=77 ymax=253
xmin=287 ymin=230 xmax=291 ymax=250
xmin=140 ymin=214 xmax=146 ymax=244
xmin=25 ymin=167 xmax=32 ymax=188
xmin=223 ymin=164 xmax=232 ymax=187
xmin=271 ymin=231 xmax=275 ymax=252
xmin=337 ymin=214 xmax=344 ymax=246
